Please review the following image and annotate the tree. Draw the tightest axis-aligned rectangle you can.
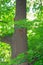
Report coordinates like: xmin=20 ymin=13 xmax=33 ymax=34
xmin=0 ymin=0 xmax=43 ymax=65
xmin=0 ymin=0 xmax=28 ymax=65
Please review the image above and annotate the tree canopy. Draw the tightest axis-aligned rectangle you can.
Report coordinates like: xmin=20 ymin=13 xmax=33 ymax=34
xmin=0 ymin=0 xmax=16 ymax=37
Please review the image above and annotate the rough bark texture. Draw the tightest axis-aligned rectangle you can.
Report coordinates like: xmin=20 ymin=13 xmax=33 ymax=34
xmin=1 ymin=0 xmax=28 ymax=65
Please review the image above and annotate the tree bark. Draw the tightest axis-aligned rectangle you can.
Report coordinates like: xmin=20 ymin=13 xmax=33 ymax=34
xmin=1 ymin=0 xmax=28 ymax=65
xmin=11 ymin=0 xmax=28 ymax=65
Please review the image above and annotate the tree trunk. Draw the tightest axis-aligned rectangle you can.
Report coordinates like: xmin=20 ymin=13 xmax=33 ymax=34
xmin=11 ymin=0 xmax=28 ymax=65
xmin=1 ymin=0 xmax=28 ymax=65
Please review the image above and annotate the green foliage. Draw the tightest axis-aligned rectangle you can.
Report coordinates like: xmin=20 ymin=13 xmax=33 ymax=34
xmin=27 ymin=20 xmax=43 ymax=64
xmin=26 ymin=0 xmax=43 ymax=65
xmin=0 ymin=52 xmax=27 ymax=65
xmin=0 ymin=42 xmax=11 ymax=63
xmin=0 ymin=0 xmax=16 ymax=37
xmin=0 ymin=0 xmax=43 ymax=65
